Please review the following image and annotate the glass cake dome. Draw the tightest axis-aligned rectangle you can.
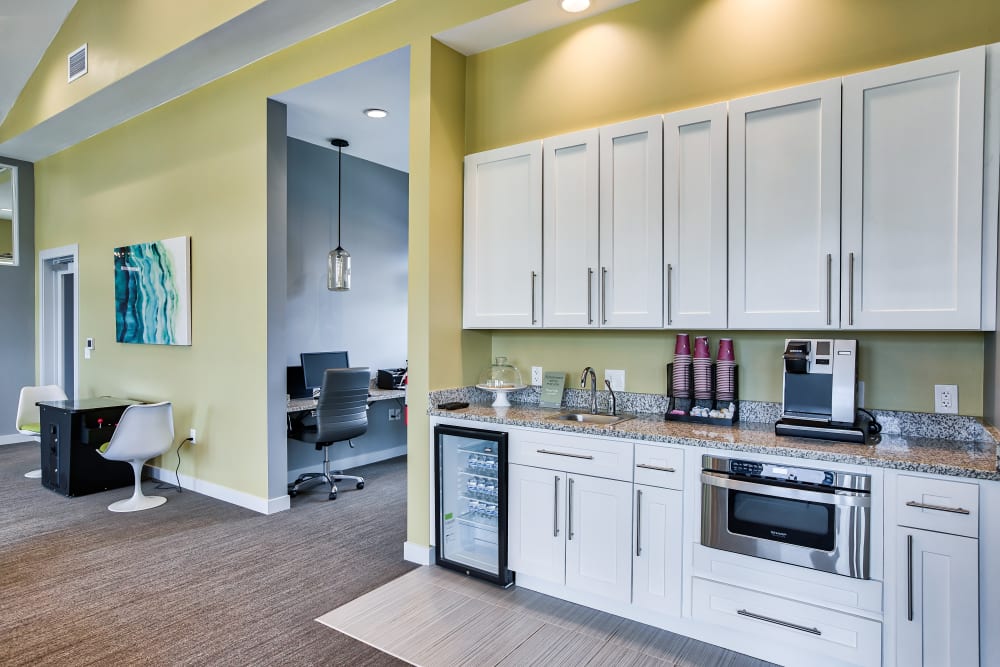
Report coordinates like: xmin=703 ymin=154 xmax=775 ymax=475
xmin=476 ymin=356 xmax=525 ymax=407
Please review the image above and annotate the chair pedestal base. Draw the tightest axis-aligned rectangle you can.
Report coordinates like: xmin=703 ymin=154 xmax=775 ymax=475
xmin=109 ymin=494 xmax=167 ymax=513
xmin=24 ymin=468 xmax=42 ymax=479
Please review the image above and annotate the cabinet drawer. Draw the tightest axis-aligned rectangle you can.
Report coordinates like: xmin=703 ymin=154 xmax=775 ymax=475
xmin=691 ymin=578 xmax=881 ymax=667
xmin=508 ymin=429 xmax=632 ymax=481
xmin=634 ymin=444 xmax=684 ymax=490
xmin=896 ymin=474 xmax=978 ymax=538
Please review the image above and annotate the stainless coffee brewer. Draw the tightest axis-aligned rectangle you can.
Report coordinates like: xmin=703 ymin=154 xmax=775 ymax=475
xmin=774 ymin=339 xmax=869 ymax=443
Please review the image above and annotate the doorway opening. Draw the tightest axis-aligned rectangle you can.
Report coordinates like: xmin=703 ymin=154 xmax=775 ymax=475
xmin=38 ymin=245 xmax=79 ymax=399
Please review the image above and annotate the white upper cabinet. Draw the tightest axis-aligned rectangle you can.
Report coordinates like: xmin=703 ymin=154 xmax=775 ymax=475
xmin=599 ymin=117 xmax=664 ymax=328
xmin=728 ymin=79 xmax=842 ymax=329
xmin=543 ymin=129 xmax=600 ymax=328
xmin=663 ymin=103 xmax=728 ymax=329
xmin=842 ymin=48 xmax=986 ymax=329
xmin=463 ymin=141 xmax=543 ymax=328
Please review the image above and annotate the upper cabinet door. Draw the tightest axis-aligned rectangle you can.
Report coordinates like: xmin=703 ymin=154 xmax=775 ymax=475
xmin=663 ymin=103 xmax=728 ymax=329
xmin=842 ymin=48 xmax=986 ymax=330
xmin=729 ymin=80 xmax=842 ymax=329
xmin=463 ymin=141 xmax=543 ymax=328
xmin=543 ymin=129 xmax=600 ymax=328
xmin=599 ymin=117 xmax=664 ymax=328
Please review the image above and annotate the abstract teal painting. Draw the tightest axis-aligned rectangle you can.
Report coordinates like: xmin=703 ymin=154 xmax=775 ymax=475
xmin=114 ymin=236 xmax=191 ymax=345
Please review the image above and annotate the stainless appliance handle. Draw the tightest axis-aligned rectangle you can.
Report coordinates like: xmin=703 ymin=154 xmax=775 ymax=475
xmin=553 ymin=476 xmax=560 ymax=538
xmin=568 ymin=477 xmax=575 ymax=540
xmin=826 ymin=253 xmax=832 ymax=326
xmin=700 ymin=471 xmax=871 ymax=507
xmin=635 ymin=488 xmax=643 ymax=557
xmin=587 ymin=268 xmax=594 ymax=325
xmin=531 ymin=271 xmax=538 ymax=325
xmin=666 ymin=264 xmax=673 ymax=325
xmin=637 ymin=463 xmax=676 ymax=473
xmin=601 ymin=267 xmax=608 ymax=324
xmin=537 ymin=448 xmax=594 ymax=460
xmin=848 ymin=252 xmax=855 ymax=326
xmin=906 ymin=533 xmax=914 ymax=621
xmin=905 ymin=500 xmax=970 ymax=515
xmin=737 ymin=609 xmax=821 ymax=636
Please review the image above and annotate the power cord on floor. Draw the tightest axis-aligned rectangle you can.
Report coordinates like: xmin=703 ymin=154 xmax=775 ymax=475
xmin=155 ymin=437 xmax=194 ymax=492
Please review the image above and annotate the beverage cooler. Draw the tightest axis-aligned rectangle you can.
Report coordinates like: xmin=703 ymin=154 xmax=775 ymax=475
xmin=434 ymin=424 xmax=513 ymax=587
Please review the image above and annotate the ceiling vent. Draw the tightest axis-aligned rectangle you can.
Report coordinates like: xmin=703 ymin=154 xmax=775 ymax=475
xmin=68 ymin=44 xmax=88 ymax=83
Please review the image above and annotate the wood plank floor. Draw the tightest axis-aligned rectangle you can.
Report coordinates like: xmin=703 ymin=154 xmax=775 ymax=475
xmin=317 ymin=566 xmax=780 ymax=667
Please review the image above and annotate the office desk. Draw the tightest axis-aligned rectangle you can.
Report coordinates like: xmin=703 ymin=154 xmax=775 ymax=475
xmin=37 ymin=397 xmax=141 ymax=497
xmin=286 ymin=386 xmax=405 ymax=414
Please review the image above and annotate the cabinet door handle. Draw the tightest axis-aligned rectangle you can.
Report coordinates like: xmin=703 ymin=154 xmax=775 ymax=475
xmin=666 ymin=264 xmax=673 ymax=326
xmin=531 ymin=270 xmax=538 ymax=325
xmin=905 ymin=500 xmax=971 ymax=515
xmin=553 ymin=476 xmax=560 ymax=538
xmin=906 ymin=533 xmax=914 ymax=622
xmin=587 ymin=267 xmax=594 ymax=324
xmin=737 ymin=609 xmax=821 ymax=636
xmin=601 ymin=267 xmax=608 ymax=324
xmin=637 ymin=463 xmax=676 ymax=473
xmin=536 ymin=449 xmax=594 ymax=460
xmin=825 ymin=253 xmax=832 ymax=326
xmin=848 ymin=252 xmax=855 ymax=326
xmin=635 ymin=488 xmax=642 ymax=557
xmin=568 ymin=477 xmax=575 ymax=541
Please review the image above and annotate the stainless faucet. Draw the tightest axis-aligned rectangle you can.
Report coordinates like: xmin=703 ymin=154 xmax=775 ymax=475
xmin=605 ymin=379 xmax=617 ymax=416
xmin=580 ymin=367 xmax=598 ymax=414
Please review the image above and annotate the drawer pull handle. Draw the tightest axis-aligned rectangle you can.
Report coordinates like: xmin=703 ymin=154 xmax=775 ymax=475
xmin=737 ymin=609 xmax=821 ymax=636
xmin=905 ymin=500 xmax=971 ymax=515
xmin=637 ymin=463 xmax=676 ymax=473
xmin=536 ymin=449 xmax=594 ymax=460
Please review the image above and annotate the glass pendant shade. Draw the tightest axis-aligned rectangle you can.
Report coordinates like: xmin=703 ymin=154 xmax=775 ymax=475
xmin=328 ymin=246 xmax=351 ymax=291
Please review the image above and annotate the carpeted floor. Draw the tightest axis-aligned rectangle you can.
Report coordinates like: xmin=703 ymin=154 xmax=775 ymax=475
xmin=0 ymin=441 xmax=413 ymax=666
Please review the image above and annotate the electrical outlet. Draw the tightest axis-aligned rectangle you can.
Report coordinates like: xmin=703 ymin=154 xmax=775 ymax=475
xmin=531 ymin=366 xmax=543 ymax=386
xmin=605 ymin=369 xmax=625 ymax=391
xmin=934 ymin=384 xmax=958 ymax=414
xmin=388 ymin=408 xmax=402 ymax=421
xmin=189 ymin=428 xmax=197 ymax=444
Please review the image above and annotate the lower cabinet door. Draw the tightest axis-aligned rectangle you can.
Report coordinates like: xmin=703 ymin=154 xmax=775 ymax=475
xmin=632 ymin=484 xmax=683 ymax=617
xmin=565 ymin=473 xmax=633 ymax=602
xmin=896 ymin=527 xmax=979 ymax=667
xmin=508 ymin=464 xmax=565 ymax=585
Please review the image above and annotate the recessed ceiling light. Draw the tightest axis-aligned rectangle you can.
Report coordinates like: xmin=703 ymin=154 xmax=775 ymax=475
xmin=363 ymin=108 xmax=388 ymax=119
xmin=560 ymin=0 xmax=590 ymax=12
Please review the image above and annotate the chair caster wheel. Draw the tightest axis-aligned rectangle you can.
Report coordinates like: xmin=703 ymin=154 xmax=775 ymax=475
xmin=356 ymin=481 xmax=365 ymax=490
xmin=328 ymin=491 xmax=338 ymax=500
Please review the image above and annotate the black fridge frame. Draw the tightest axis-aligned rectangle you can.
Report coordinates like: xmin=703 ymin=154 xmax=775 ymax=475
xmin=434 ymin=423 xmax=514 ymax=587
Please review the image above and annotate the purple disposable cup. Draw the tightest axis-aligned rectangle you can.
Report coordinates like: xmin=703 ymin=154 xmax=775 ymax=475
xmin=694 ymin=336 xmax=710 ymax=359
xmin=675 ymin=333 xmax=691 ymax=356
xmin=718 ymin=338 xmax=735 ymax=362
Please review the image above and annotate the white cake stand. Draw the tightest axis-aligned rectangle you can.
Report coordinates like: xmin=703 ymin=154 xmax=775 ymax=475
xmin=476 ymin=384 xmax=526 ymax=408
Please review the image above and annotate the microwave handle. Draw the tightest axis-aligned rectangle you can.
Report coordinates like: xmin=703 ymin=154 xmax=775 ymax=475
xmin=700 ymin=471 xmax=871 ymax=508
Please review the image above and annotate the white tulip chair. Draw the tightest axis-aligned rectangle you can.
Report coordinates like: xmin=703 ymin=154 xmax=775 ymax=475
xmin=97 ymin=402 xmax=174 ymax=512
xmin=15 ymin=384 xmax=68 ymax=479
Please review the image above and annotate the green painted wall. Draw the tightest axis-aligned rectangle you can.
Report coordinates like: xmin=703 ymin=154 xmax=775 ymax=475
xmin=467 ymin=0 xmax=1000 ymax=416
xmin=0 ymin=220 xmax=11 ymax=257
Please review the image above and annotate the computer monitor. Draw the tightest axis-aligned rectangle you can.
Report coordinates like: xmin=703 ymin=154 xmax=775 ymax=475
xmin=286 ymin=366 xmax=311 ymax=399
xmin=300 ymin=351 xmax=350 ymax=390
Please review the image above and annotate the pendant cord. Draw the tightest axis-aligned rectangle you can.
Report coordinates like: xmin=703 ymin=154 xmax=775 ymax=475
xmin=337 ymin=143 xmax=343 ymax=249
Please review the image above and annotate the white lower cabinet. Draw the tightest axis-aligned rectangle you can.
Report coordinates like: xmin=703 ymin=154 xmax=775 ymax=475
xmin=895 ymin=527 xmax=979 ymax=667
xmin=508 ymin=464 xmax=565 ymax=585
xmin=632 ymin=484 xmax=683 ymax=616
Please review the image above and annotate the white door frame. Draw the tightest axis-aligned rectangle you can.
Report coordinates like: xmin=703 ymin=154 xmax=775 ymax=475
xmin=38 ymin=244 xmax=79 ymax=398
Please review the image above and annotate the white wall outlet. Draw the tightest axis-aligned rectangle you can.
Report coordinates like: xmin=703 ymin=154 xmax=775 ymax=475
xmin=531 ymin=366 xmax=543 ymax=386
xmin=188 ymin=428 xmax=197 ymax=444
xmin=934 ymin=384 xmax=958 ymax=414
xmin=388 ymin=408 xmax=402 ymax=421
xmin=605 ymin=369 xmax=625 ymax=391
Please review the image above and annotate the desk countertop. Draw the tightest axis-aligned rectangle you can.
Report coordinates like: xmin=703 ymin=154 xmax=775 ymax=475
xmin=37 ymin=397 xmax=141 ymax=413
xmin=287 ymin=386 xmax=405 ymax=413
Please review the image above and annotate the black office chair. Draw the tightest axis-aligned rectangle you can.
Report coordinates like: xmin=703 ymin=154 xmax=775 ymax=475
xmin=288 ymin=367 xmax=370 ymax=500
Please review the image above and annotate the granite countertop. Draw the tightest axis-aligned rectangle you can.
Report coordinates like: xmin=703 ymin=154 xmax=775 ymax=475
xmin=428 ymin=403 xmax=1000 ymax=481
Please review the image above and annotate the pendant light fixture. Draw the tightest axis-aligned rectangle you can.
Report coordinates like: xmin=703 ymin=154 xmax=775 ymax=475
xmin=328 ymin=138 xmax=351 ymax=291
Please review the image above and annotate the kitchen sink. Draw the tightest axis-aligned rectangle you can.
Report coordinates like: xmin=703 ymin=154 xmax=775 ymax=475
xmin=547 ymin=412 xmax=636 ymax=426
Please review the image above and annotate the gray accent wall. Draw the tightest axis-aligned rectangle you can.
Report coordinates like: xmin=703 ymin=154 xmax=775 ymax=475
xmin=286 ymin=137 xmax=408 ymax=477
xmin=0 ymin=156 xmax=34 ymax=439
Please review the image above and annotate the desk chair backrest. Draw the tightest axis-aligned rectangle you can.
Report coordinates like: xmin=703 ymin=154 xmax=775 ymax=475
xmin=16 ymin=385 xmax=68 ymax=434
xmin=315 ymin=368 xmax=370 ymax=444
xmin=101 ymin=402 xmax=175 ymax=462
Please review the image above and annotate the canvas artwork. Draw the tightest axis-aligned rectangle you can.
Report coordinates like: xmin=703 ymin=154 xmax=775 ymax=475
xmin=114 ymin=236 xmax=192 ymax=345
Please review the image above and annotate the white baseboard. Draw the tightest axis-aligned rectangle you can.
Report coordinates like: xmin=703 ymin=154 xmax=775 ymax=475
xmin=287 ymin=445 xmax=406 ymax=483
xmin=147 ymin=465 xmax=287 ymax=515
xmin=403 ymin=541 xmax=434 ymax=565
xmin=0 ymin=434 xmax=37 ymax=445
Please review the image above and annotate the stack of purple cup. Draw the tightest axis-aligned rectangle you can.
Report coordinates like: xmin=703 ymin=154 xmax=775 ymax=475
xmin=672 ymin=334 xmax=691 ymax=398
xmin=693 ymin=336 xmax=712 ymax=400
xmin=716 ymin=338 xmax=736 ymax=402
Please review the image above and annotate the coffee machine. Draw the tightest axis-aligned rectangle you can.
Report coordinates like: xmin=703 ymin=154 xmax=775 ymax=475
xmin=774 ymin=339 xmax=869 ymax=443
